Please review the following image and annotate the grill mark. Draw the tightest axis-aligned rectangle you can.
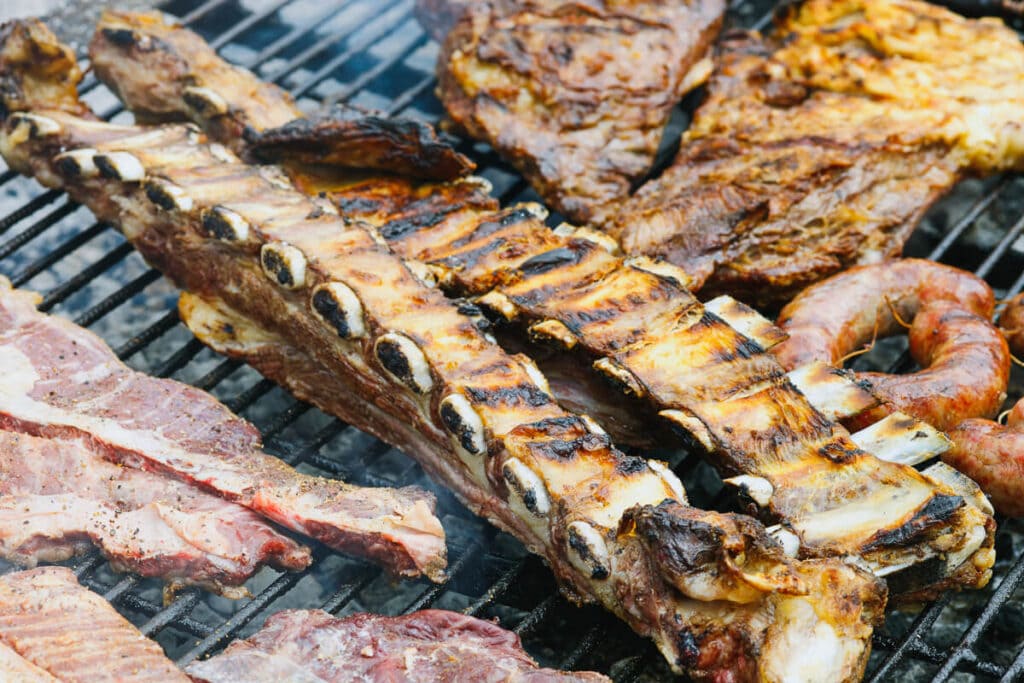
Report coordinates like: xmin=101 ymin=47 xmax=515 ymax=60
xmin=380 ymin=207 xmax=458 ymax=241
xmin=464 ymin=384 xmax=552 ymax=408
xmin=863 ymin=494 xmax=965 ymax=551
xmin=518 ymin=245 xmax=587 ymax=277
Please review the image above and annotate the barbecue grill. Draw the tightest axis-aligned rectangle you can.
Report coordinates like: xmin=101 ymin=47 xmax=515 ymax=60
xmin=0 ymin=0 xmax=1022 ymax=680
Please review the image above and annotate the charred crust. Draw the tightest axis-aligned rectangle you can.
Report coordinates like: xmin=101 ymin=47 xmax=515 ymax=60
xmin=675 ymin=629 xmax=702 ymax=669
xmin=56 ymin=154 xmax=83 ymax=177
xmin=92 ymin=155 xmax=118 ymax=179
xmin=311 ymin=288 xmax=351 ymax=339
xmin=518 ymin=245 xmax=587 ymax=277
xmin=144 ymin=181 xmax=178 ymax=211
xmin=864 ymin=494 xmax=964 ymax=551
xmin=376 ymin=339 xmax=413 ymax=383
xmin=464 ymin=384 xmax=551 ymax=408
xmin=380 ymin=208 xmax=456 ymax=241
xmin=567 ymin=524 xmax=610 ymax=580
xmin=100 ymin=27 xmax=137 ymax=47
xmin=616 ymin=455 xmax=648 ymax=475
xmin=261 ymin=249 xmax=291 ymax=287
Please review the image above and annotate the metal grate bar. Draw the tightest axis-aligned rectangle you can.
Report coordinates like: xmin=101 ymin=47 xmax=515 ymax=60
xmin=73 ymin=269 xmax=164 ymax=328
xmin=927 ymin=178 xmax=1010 ymax=261
xmin=176 ymin=550 xmax=329 ymax=667
xmin=208 ymin=0 xmax=296 ymax=50
xmin=933 ymin=553 xmax=1024 ymax=681
xmin=140 ymin=590 xmax=202 ymax=638
xmin=290 ymin=1 xmax=415 ymax=98
xmin=37 ymin=241 xmax=135 ymax=311
xmin=327 ymin=32 xmax=430 ymax=105
xmin=868 ymin=593 xmax=955 ymax=681
xmin=10 ymin=221 xmax=110 ymax=288
xmin=114 ymin=309 xmax=181 ymax=360
xmin=0 ymin=189 xmax=63 ymax=236
xmin=0 ymin=200 xmax=80 ymax=262
xmin=260 ymin=0 xmax=405 ymax=85
xmin=975 ymin=211 xmax=1024 ymax=280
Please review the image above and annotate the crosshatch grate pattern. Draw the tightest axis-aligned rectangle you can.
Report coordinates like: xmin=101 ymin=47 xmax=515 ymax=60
xmin=0 ymin=0 xmax=1023 ymax=680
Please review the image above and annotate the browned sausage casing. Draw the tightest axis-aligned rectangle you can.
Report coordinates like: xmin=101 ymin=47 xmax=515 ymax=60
xmin=774 ymin=259 xmax=1008 ymax=431
xmin=945 ymin=401 xmax=1024 ymax=517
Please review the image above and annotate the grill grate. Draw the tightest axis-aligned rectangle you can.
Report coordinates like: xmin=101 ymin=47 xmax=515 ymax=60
xmin=0 ymin=0 xmax=1022 ymax=680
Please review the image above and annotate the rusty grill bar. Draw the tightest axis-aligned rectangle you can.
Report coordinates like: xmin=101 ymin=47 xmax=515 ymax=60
xmin=0 ymin=0 xmax=1022 ymax=680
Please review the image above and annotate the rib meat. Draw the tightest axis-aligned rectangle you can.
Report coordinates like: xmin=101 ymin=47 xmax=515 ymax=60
xmin=0 ymin=567 xmax=189 ymax=682
xmin=0 ymin=19 xmax=888 ymax=681
xmin=84 ymin=10 xmax=999 ymax=602
xmin=0 ymin=279 xmax=446 ymax=582
xmin=608 ymin=0 xmax=1024 ymax=305
xmin=424 ymin=0 xmax=725 ymax=223
xmin=0 ymin=428 xmax=310 ymax=596
xmin=186 ymin=609 xmax=609 ymax=682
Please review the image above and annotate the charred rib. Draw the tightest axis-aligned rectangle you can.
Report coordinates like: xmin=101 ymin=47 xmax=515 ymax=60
xmin=5 ymin=19 xmax=889 ymax=680
xmin=89 ymin=9 xmax=999 ymax=600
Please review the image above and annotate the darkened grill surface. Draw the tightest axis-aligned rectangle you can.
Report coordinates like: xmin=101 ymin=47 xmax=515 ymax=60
xmin=0 ymin=0 xmax=1022 ymax=680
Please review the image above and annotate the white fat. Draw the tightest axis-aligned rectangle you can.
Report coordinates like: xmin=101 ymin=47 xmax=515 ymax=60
xmin=761 ymin=597 xmax=861 ymax=683
xmin=520 ymin=359 xmax=551 ymax=395
xmin=850 ymin=412 xmax=951 ymax=466
xmin=724 ymin=475 xmax=774 ymax=506
xmin=658 ymin=409 xmax=714 ymax=451
xmin=646 ymin=460 xmax=687 ymax=503
xmin=922 ymin=461 xmax=995 ymax=516
xmin=786 ymin=361 xmax=878 ymax=421
xmin=183 ymin=86 xmax=229 ymax=117
xmin=503 ymin=457 xmax=551 ymax=517
xmin=439 ymin=393 xmax=486 ymax=456
xmin=520 ymin=202 xmax=548 ymax=220
xmin=567 ymin=521 xmax=610 ymax=579
xmin=872 ymin=557 xmax=922 ymax=578
xmin=97 ymin=152 xmax=145 ymax=182
xmin=375 ymin=333 xmax=434 ymax=394
xmin=11 ymin=113 xmax=61 ymax=140
xmin=704 ymin=295 xmax=786 ymax=350
xmin=553 ymin=223 xmax=576 ymax=237
xmin=594 ymin=358 xmax=645 ymax=398
xmin=529 ymin=319 xmax=577 ymax=349
xmin=207 ymin=143 xmax=238 ymax=164
xmin=945 ymin=524 xmax=989 ymax=575
xmin=477 ymin=290 xmax=518 ymax=320
xmin=578 ymin=414 xmax=608 ymax=438
xmin=766 ymin=525 xmax=801 ymax=558
xmin=793 ymin=480 xmax=934 ymax=547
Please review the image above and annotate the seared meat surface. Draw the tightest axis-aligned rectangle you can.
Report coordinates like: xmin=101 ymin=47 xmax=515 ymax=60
xmin=428 ymin=0 xmax=725 ymax=223
xmin=609 ymin=0 xmax=1024 ymax=305
xmin=89 ymin=8 xmax=999 ymax=605
xmin=2 ymin=19 xmax=890 ymax=681
xmin=0 ymin=429 xmax=310 ymax=596
xmin=249 ymin=104 xmax=475 ymax=180
xmin=0 ymin=567 xmax=189 ymax=682
xmin=187 ymin=609 xmax=609 ymax=682
xmin=0 ymin=278 xmax=447 ymax=581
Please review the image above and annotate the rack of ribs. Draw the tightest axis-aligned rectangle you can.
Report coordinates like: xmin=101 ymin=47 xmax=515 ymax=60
xmin=0 ymin=18 xmax=889 ymax=681
xmin=85 ymin=9 xmax=997 ymax=604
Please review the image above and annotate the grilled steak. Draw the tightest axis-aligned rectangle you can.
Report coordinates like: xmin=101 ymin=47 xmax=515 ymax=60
xmin=608 ymin=0 xmax=1024 ymax=305
xmin=0 ymin=428 xmax=310 ymax=596
xmin=0 ymin=279 xmax=447 ymax=582
xmin=90 ymin=11 xmax=473 ymax=182
xmin=1 ymin=20 xmax=890 ymax=682
xmin=86 ymin=10 xmax=999 ymax=603
xmin=0 ymin=567 xmax=188 ymax=682
xmin=425 ymin=0 xmax=725 ymax=223
xmin=186 ymin=609 xmax=609 ymax=682
xmin=248 ymin=104 xmax=475 ymax=180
